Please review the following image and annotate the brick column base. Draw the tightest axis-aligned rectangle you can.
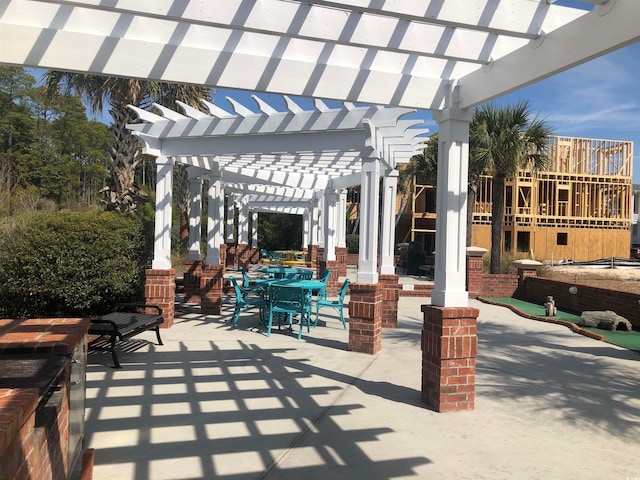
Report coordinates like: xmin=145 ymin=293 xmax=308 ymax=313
xmin=183 ymin=260 xmax=203 ymax=303
xmin=250 ymin=247 xmax=260 ymax=264
xmin=335 ymin=247 xmax=348 ymax=278
xmin=421 ymin=305 xmax=478 ymax=412
xmin=348 ymin=283 xmax=383 ymax=354
xmin=236 ymin=243 xmax=251 ymax=271
xmin=201 ymin=264 xmax=225 ymax=315
xmin=307 ymin=244 xmax=319 ymax=266
xmin=379 ymin=274 xmax=399 ymax=328
xmin=225 ymin=243 xmax=235 ymax=268
xmin=145 ymin=269 xmax=176 ymax=328
xmin=220 ymin=244 xmax=227 ymax=275
xmin=319 ymin=259 xmax=343 ymax=291
xmin=466 ymin=255 xmax=484 ymax=298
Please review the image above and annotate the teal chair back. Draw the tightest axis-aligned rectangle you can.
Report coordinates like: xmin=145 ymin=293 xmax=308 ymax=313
xmin=268 ymin=285 xmax=312 ymax=339
xmin=315 ymin=278 xmax=350 ymax=329
xmin=229 ymin=276 xmax=266 ymax=327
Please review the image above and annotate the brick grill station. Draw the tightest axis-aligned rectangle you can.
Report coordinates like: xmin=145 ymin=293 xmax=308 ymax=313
xmin=0 ymin=318 xmax=93 ymax=479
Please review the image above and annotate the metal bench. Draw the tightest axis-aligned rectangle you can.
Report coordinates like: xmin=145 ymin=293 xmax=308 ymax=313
xmin=88 ymin=304 xmax=163 ymax=368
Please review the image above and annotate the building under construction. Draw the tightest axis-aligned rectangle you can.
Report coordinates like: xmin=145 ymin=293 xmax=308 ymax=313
xmin=397 ymin=135 xmax=634 ymax=262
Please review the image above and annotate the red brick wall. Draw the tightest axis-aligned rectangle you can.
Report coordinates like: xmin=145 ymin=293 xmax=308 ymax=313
xmin=476 ymin=273 xmax=519 ymax=298
xmin=466 ymin=256 xmax=484 ymax=297
xmin=519 ymin=277 xmax=640 ymax=328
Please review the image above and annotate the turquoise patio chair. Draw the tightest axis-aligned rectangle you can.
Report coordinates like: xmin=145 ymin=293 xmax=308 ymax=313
xmin=294 ymin=270 xmax=314 ymax=280
xmin=268 ymin=285 xmax=312 ymax=339
xmin=315 ymin=278 xmax=350 ymax=329
xmin=229 ymin=277 xmax=267 ymax=328
xmin=314 ymin=268 xmax=331 ymax=299
xmin=240 ymin=267 xmax=265 ymax=298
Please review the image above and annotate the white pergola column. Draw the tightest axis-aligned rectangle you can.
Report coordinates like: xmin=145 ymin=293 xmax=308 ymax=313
xmin=317 ymin=196 xmax=325 ymax=246
xmin=431 ymin=107 xmax=473 ymax=307
xmin=337 ymin=189 xmax=347 ymax=249
xmin=152 ymin=156 xmax=174 ymax=269
xmin=357 ymin=155 xmax=381 ymax=284
xmin=187 ymin=172 xmax=203 ymax=261
xmin=251 ymin=211 xmax=258 ymax=247
xmin=302 ymin=209 xmax=310 ymax=248
xmin=237 ymin=197 xmax=250 ymax=245
xmin=310 ymin=199 xmax=320 ymax=246
xmin=205 ymin=173 xmax=224 ymax=265
xmin=322 ymin=187 xmax=338 ymax=262
xmin=225 ymin=195 xmax=235 ymax=244
xmin=379 ymin=169 xmax=399 ymax=275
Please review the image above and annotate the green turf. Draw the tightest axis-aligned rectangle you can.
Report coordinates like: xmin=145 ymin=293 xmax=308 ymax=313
xmin=487 ymin=297 xmax=640 ymax=352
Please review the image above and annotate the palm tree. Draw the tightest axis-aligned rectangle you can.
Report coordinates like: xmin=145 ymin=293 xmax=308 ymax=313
xmin=397 ymin=133 xmax=438 ymax=229
xmin=472 ymin=101 xmax=552 ymax=273
xmin=399 ymin=131 xmax=488 ymax=247
xmin=45 ymin=73 xmax=210 ymax=212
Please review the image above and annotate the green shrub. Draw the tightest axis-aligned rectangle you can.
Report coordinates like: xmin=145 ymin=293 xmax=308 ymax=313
xmin=346 ymin=234 xmax=359 ymax=254
xmin=0 ymin=210 xmax=152 ymax=318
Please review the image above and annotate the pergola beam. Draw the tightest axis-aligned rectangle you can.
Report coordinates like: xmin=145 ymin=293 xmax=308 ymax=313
xmin=458 ymin=0 xmax=640 ymax=108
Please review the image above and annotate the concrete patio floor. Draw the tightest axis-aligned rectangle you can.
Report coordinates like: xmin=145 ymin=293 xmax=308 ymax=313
xmin=84 ymin=281 xmax=640 ymax=480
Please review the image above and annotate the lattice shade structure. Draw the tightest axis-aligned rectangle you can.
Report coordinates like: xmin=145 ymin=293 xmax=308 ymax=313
xmin=1 ymin=0 xmax=638 ymax=306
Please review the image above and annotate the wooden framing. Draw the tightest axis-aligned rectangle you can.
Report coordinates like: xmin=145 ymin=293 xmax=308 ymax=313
xmin=402 ymin=135 xmax=634 ymax=261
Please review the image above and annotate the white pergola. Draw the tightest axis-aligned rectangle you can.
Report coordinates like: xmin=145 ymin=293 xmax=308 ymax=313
xmin=129 ymin=95 xmax=428 ymax=284
xmin=2 ymin=0 xmax=639 ymax=307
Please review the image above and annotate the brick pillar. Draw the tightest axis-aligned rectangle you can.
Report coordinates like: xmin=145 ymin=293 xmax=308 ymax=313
xmin=145 ymin=269 xmax=175 ymax=328
xmin=348 ymin=283 xmax=383 ymax=354
xmin=200 ymin=264 xmax=224 ymax=315
xmin=250 ymin=247 xmax=260 ymax=264
xmin=421 ymin=305 xmax=479 ymax=412
xmin=307 ymin=244 xmax=319 ymax=266
xmin=225 ymin=243 xmax=235 ymax=268
xmin=335 ymin=247 xmax=348 ymax=278
xmin=319 ymin=260 xmax=341 ymax=291
xmin=513 ymin=259 xmax=542 ymax=299
xmin=465 ymin=246 xmax=487 ymax=298
xmin=183 ymin=260 xmax=203 ymax=303
xmin=518 ymin=267 xmax=538 ymax=285
xmin=236 ymin=243 xmax=251 ymax=271
xmin=379 ymin=274 xmax=399 ymax=328
xmin=220 ymin=243 xmax=227 ymax=275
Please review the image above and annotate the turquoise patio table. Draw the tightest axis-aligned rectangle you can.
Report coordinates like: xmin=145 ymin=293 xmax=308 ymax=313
xmin=256 ymin=265 xmax=314 ymax=279
xmin=258 ymin=279 xmax=327 ymax=338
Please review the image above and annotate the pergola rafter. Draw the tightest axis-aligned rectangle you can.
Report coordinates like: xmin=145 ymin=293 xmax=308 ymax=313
xmin=131 ymin=93 xmax=427 ymax=286
xmin=5 ymin=0 xmax=635 ymax=110
xmin=129 ymin=95 xmax=426 ymax=199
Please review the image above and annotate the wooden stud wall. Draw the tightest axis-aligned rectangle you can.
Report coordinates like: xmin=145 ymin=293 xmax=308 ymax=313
xmin=414 ymin=135 xmax=633 ymax=261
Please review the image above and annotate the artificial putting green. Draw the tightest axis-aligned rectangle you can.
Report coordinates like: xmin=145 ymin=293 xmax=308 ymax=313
xmin=486 ymin=297 xmax=640 ymax=352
